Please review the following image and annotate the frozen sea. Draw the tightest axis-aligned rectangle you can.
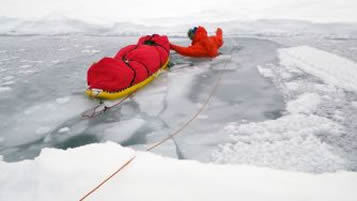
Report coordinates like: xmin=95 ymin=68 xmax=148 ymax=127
xmin=1 ymin=34 xmax=357 ymax=174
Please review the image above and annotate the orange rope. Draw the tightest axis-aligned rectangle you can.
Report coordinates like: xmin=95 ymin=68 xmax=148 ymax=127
xmin=146 ymin=65 xmax=225 ymax=151
xmin=78 ymin=53 xmax=231 ymax=201
xmin=78 ymin=156 xmax=136 ymax=201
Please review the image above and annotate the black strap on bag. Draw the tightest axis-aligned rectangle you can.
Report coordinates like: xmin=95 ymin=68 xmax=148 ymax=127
xmin=122 ymin=34 xmax=170 ymax=88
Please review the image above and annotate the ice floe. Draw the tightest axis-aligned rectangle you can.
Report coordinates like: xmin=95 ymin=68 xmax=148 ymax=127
xmin=279 ymin=46 xmax=357 ymax=92
xmin=2 ymin=95 xmax=95 ymax=147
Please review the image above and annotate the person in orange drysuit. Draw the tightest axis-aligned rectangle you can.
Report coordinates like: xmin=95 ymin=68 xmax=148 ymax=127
xmin=170 ymin=26 xmax=223 ymax=58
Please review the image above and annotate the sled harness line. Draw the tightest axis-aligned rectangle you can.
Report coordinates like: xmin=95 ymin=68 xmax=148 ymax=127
xmin=81 ymin=92 xmax=135 ymax=119
xmin=78 ymin=52 xmax=231 ymax=201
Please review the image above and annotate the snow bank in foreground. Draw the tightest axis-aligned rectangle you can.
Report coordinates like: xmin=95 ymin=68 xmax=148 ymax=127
xmin=1 ymin=142 xmax=357 ymax=201
xmin=213 ymin=46 xmax=357 ymax=172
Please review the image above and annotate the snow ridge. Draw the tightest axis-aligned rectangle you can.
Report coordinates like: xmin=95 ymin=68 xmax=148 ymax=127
xmin=279 ymin=46 xmax=357 ymax=92
xmin=1 ymin=17 xmax=357 ymax=37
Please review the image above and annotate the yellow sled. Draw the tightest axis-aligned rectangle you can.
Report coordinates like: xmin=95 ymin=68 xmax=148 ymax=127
xmin=85 ymin=59 xmax=169 ymax=100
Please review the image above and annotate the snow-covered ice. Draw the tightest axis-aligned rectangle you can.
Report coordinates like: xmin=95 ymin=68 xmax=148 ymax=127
xmin=213 ymin=46 xmax=357 ymax=172
xmin=212 ymin=114 xmax=346 ymax=172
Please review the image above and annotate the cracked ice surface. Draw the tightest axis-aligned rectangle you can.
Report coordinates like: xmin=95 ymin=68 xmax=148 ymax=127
xmin=212 ymin=46 xmax=357 ymax=173
xmin=0 ymin=36 xmax=285 ymax=162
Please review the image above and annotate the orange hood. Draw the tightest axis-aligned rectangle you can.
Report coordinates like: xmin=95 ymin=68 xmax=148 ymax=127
xmin=192 ymin=26 xmax=208 ymax=44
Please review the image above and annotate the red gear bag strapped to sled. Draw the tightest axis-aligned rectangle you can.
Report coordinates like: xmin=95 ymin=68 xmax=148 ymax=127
xmin=87 ymin=34 xmax=170 ymax=93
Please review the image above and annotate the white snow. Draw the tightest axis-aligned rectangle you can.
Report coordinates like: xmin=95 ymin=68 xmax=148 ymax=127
xmin=279 ymin=46 xmax=357 ymax=92
xmin=1 ymin=142 xmax=357 ymax=201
